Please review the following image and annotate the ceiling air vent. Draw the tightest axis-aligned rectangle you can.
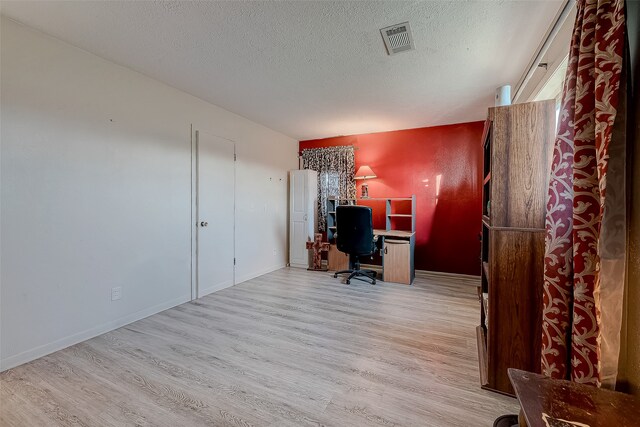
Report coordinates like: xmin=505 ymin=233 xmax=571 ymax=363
xmin=380 ymin=22 xmax=414 ymax=55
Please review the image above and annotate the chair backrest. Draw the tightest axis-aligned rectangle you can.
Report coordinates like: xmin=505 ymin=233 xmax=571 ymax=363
xmin=336 ymin=205 xmax=374 ymax=256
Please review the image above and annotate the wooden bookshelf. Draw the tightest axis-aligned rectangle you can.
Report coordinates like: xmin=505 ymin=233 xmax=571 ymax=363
xmin=478 ymin=100 xmax=555 ymax=396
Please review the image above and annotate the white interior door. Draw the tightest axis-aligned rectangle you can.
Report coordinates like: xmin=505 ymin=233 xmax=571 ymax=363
xmin=196 ymin=130 xmax=235 ymax=298
xmin=289 ymin=171 xmax=309 ymax=268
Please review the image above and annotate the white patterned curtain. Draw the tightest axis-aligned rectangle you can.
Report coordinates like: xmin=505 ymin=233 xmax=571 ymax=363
xmin=301 ymin=146 xmax=356 ymax=231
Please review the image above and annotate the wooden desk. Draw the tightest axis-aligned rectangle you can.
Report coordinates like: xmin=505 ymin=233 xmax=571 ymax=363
xmin=328 ymin=196 xmax=416 ymax=284
xmin=374 ymin=229 xmax=415 ymax=285
xmin=374 ymin=229 xmax=415 ymax=239
xmin=508 ymin=369 xmax=640 ymax=427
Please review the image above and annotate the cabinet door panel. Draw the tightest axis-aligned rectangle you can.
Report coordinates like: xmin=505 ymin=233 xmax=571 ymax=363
xmin=487 ymin=229 xmax=544 ymax=394
xmin=384 ymin=240 xmax=411 ymax=284
xmin=328 ymin=244 xmax=349 ymax=271
xmin=490 ymin=101 xmax=555 ymax=228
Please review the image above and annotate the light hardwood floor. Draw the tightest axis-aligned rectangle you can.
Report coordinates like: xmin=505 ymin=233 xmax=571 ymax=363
xmin=0 ymin=268 xmax=519 ymax=426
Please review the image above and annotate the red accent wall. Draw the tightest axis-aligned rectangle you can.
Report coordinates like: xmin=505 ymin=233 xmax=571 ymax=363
xmin=299 ymin=122 xmax=484 ymax=276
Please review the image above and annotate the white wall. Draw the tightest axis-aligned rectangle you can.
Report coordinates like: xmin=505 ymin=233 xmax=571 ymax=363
xmin=0 ymin=17 xmax=298 ymax=370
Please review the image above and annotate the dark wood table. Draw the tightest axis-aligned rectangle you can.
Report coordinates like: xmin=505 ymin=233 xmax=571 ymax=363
xmin=508 ymin=369 xmax=640 ymax=427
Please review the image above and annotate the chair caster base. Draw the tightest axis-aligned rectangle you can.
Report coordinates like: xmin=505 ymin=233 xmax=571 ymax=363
xmin=334 ymin=267 xmax=376 ymax=286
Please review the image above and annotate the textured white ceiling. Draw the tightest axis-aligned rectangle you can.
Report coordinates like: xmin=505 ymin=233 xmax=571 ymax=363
xmin=1 ymin=1 xmax=563 ymax=140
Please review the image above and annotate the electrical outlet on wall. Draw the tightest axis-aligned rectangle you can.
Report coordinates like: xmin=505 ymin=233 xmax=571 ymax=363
xmin=111 ymin=286 xmax=122 ymax=301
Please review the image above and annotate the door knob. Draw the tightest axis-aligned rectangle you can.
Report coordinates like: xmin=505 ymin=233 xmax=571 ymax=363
xmin=200 ymin=221 xmax=208 ymax=227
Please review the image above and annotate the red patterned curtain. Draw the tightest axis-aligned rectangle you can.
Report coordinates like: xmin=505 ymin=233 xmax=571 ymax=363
xmin=541 ymin=0 xmax=627 ymax=386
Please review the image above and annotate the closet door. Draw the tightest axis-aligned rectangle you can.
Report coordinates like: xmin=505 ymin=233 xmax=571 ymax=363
xmin=196 ymin=130 xmax=235 ymax=297
xmin=289 ymin=170 xmax=317 ymax=268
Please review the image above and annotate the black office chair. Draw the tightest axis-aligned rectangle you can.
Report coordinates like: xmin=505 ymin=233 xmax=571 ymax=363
xmin=333 ymin=205 xmax=378 ymax=285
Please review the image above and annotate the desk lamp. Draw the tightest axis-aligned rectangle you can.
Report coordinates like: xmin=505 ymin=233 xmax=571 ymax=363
xmin=355 ymin=165 xmax=377 ymax=199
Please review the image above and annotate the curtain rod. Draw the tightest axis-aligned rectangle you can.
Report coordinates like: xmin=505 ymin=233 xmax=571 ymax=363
xmin=512 ymin=0 xmax=575 ymax=102
xmin=300 ymin=145 xmax=359 ymax=150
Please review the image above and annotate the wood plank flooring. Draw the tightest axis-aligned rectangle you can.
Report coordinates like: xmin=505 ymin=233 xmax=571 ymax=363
xmin=0 ymin=268 xmax=519 ymax=426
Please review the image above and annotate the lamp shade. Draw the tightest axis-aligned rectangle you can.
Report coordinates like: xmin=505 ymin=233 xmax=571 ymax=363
xmin=354 ymin=165 xmax=377 ymax=180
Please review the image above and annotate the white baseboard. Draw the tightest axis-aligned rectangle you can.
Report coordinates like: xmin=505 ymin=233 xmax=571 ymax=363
xmin=198 ymin=280 xmax=234 ymax=298
xmin=0 ymin=294 xmax=191 ymax=372
xmin=289 ymin=263 xmax=307 ymax=269
xmin=235 ymin=264 xmax=286 ymax=285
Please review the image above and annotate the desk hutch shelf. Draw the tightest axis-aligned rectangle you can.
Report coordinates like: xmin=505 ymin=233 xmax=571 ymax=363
xmin=326 ymin=197 xmax=356 ymax=272
xmin=358 ymin=196 xmax=416 ymax=284
xmin=326 ymin=197 xmax=356 ymax=242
